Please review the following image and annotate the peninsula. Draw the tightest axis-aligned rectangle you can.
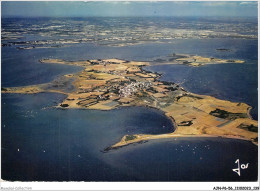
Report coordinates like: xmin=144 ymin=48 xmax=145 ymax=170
xmin=2 ymin=56 xmax=257 ymax=150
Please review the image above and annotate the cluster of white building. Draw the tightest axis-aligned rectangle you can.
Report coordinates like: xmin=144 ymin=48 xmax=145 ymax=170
xmin=119 ymin=82 xmax=152 ymax=97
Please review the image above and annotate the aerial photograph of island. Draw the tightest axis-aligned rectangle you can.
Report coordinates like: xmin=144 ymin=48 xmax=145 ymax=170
xmin=1 ymin=1 xmax=258 ymax=183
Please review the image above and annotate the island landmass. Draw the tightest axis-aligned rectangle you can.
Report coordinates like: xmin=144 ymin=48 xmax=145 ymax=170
xmin=153 ymin=53 xmax=244 ymax=67
xmin=2 ymin=54 xmax=257 ymax=150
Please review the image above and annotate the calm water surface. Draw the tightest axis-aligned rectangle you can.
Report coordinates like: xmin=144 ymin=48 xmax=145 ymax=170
xmin=2 ymin=93 xmax=258 ymax=181
xmin=1 ymin=38 xmax=258 ymax=181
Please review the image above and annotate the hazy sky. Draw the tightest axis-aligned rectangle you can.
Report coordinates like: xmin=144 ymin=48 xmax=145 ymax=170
xmin=1 ymin=1 xmax=258 ymax=18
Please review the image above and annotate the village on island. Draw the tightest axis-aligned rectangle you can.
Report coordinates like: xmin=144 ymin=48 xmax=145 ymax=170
xmin=2 ymin=54 xmax=257 ymax=150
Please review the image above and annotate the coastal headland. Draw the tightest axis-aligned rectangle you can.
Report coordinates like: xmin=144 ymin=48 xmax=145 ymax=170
xmin=2 ymin=54 xmax=257 ymax=149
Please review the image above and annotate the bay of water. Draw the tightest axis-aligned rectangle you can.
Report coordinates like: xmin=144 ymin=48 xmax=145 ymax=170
xmin=1 ymin=37 xmax=258 ymax=181
xmin=2 ymin=93 xmax=258 ymax=181
xmin=146 ymin=63 xmax=258 ymax=120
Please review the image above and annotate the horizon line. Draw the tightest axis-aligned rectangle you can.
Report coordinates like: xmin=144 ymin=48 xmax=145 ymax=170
xmin=2 ymin=15 xmax=258 ymax=19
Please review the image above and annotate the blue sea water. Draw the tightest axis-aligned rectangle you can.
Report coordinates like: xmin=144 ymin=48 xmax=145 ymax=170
xmin=1 ymin=18 xmax=258 ymax=181
xmin=1 ymin=93 xmax=258 ymax=181
xmin=1 ymin=93 xmax=175 ymax=181
xmin=146 ymin=62 xmax=258 ymax=120
xmin=145 ymin=39 xmax=258 ymax=120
